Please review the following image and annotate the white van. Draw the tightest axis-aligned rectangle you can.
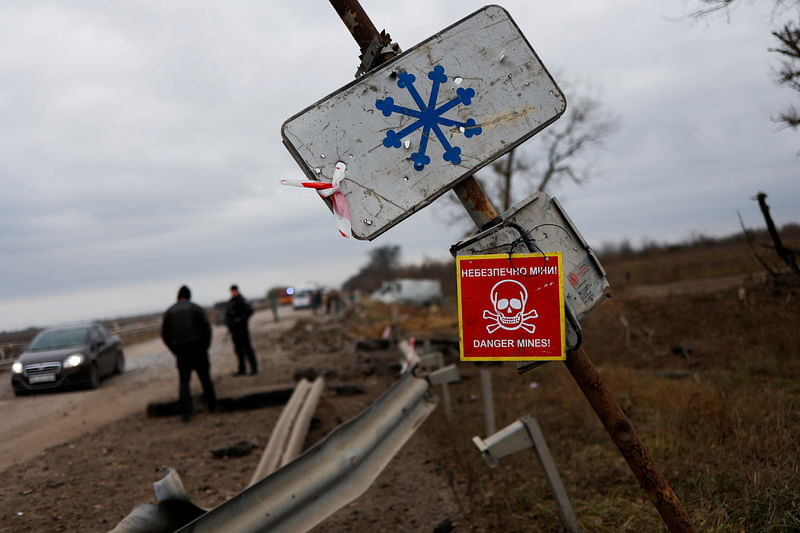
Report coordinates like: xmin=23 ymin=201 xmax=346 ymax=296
xmin=371 ymin=279 xmax=442 ymax=306
xmin=291 ymin=287 xmax=316 ymax=309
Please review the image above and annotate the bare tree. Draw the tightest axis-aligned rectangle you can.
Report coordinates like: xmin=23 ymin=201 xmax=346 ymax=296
xmin=690 ymin=0 xmax=800 ymax=131
xmin=342 ymin=245 xmax=401 ymax=292
xmin=688 ymin=0 xmax=740 ymax=18
xmin=479 ymin=83 xmax=620 ymax=212
xmin=367 ymin=245 xmax=401 ymax=272
xmin=771 ymin=19 xmax=800 ymax=127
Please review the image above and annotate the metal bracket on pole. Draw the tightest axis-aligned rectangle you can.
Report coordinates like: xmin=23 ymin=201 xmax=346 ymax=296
xmin=426 ymin=364 xmax=460 ymax=387
xmin=355 ymin=31 xmax=400 ymax=78
xmin=419 ymin=352 xmax=440 ymax=370
xmin=424 ymin=356 xmax=456 ymax=421
xmin=473 ymin=416 xmax=581 ymax=533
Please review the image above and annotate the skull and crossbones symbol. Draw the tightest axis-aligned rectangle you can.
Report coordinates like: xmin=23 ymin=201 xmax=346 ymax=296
xmin=483 ymin=279 xmax=538 ymax=334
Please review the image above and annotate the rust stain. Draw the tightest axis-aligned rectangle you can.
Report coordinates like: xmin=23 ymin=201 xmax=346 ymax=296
xmin=476 ymin=104 xmax=539 ymax=133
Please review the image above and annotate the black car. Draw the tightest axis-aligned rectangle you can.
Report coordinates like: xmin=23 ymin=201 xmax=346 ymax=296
xmin=11 ymin=323 xmax=125 ymax=396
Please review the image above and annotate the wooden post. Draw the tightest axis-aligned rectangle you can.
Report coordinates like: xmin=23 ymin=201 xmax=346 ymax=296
xmin=756 ymin=192 xmax=799 ymax=274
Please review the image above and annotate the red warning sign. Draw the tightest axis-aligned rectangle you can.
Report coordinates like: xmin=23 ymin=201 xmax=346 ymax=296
xmin=457 ymin=253 xmax=566 ymax=362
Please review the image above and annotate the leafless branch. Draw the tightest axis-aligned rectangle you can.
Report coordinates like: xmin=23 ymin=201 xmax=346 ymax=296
xmin=690 ymin=1 xmax=800 ymax=132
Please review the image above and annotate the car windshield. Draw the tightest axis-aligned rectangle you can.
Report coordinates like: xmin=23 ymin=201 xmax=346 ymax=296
xmin=27 ymin=328 xmax=89 ymax=351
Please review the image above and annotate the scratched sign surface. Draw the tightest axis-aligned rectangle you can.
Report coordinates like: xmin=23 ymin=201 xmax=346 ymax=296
xmin=282 ymin=5 xmax=565 ymax=240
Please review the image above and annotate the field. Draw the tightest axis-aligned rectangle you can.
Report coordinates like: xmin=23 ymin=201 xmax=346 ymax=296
xmin=416 ymin=236 xmax=800 ymax=531
xmin=1 ymin=234 xmax=798 ymax=532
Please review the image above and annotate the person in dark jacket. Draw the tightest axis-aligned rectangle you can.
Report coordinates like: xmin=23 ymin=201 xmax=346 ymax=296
xmin=225 ymin=284 xmax=258 ymax=376
xmin=161 ymin=285 xmax=217 ymax=421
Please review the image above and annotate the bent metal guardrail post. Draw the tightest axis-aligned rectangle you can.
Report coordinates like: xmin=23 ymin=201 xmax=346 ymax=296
xmin=473 ymin=416 xmax=581 ymax=533
xmin=325 ymin=1 xmax=695 ymax=531
xmin=480 ymin=369 xmax=496 ymax=437
xmin=177 ymin=372 xmax=435 ymax=533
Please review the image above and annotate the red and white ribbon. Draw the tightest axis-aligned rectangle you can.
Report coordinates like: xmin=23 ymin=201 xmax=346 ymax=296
xmin=281 ymin=161 xmax=351 ymax=238
xmin=399 ymin=337 xmax=420 ymax=374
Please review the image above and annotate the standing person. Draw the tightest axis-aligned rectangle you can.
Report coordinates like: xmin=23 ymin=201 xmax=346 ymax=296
xmin=269 ymin=289 xmax=279 ymax=323
xmin=161 ymin=285 xmax=217 ymax=422
xmin=225 ymin=284 xmax=258 ymax=376
xmin=311 ymin=289 xmax=322 ymax=315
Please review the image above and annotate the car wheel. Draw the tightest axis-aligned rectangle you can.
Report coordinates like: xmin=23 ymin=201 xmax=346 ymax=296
xmin=87 ymin=363 xmax=99 ymax=389
xmin=114 ymin=352 xmax=125 ymax=375
xmin=12 ymin=388 xmax=27 ymax=397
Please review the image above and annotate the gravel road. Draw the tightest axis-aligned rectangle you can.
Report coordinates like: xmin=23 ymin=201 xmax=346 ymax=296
xmin=0 ymin=307 xmax=303 ymax=473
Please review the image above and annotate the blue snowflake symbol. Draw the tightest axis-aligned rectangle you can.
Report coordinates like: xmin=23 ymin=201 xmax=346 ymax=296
xmin=376 ymin=65 xmax=483 ymax=171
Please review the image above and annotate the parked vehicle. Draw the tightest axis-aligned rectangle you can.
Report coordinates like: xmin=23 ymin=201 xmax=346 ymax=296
xmin=370 ymin=279 xmax=443 ymax=306
xmin=212 ymin=301 xmax=228 ymax=325
xmin=292 ymin=287 xmax=316 ymax=309
xmin=267 ymin=286 xmax=294 ymax=305
xmin=10 ymin=323 xmax=125 ymax=396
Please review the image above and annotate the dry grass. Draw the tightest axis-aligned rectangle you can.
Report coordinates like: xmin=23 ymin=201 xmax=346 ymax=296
xmin=408 ymin=241 xmax=800 ymax=532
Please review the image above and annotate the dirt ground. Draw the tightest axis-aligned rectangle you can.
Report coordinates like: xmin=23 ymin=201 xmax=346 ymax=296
xmin=0 ymin=305 xmax=470 ymax=533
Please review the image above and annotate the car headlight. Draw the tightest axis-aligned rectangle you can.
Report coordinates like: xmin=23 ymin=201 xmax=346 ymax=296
xmin=63 ymin=354 xmax=85 ymax=369
xmin=11 ymin=361 xmax=23 ymax=374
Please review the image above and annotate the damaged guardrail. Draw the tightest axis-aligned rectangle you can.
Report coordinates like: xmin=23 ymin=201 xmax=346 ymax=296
xmin=177 ymin=371 xmax=436 ymax=533
xmin=112 ymin=368 xmax=456 ymax=533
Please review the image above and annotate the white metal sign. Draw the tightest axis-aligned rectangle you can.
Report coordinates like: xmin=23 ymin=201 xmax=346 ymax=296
xmin=282 ymin=5 xmax=565 ymax=240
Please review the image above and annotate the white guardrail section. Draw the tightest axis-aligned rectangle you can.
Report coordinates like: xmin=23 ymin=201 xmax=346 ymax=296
xmin=177 ymin=372 xmax=436 ymax=533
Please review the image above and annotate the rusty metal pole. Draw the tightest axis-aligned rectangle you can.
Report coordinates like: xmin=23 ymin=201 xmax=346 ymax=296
xmin=565 ymin=347 xmax=695 ymax=531
xmin=328 ymin=0 xmax=380 ymax=54
xmin=452 ymin=176 xmax=501 ymax=229
xmin=327 ymin=1 xmax=694 ymax=531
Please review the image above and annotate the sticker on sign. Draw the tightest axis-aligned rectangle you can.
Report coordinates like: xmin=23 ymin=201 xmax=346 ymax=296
xmin=457 ymin=253 xmax=566 ymax=362
xmin=282 ymin=5 xmax=565 ymax=240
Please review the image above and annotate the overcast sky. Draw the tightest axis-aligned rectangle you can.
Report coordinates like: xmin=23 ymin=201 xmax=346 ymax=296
xmin=1 ymin=1 xmax=797 ymax=331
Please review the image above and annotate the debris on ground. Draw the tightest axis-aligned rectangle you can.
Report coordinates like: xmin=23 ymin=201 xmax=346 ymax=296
xmin=210 ymin=440 xmax=259 ymax=459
